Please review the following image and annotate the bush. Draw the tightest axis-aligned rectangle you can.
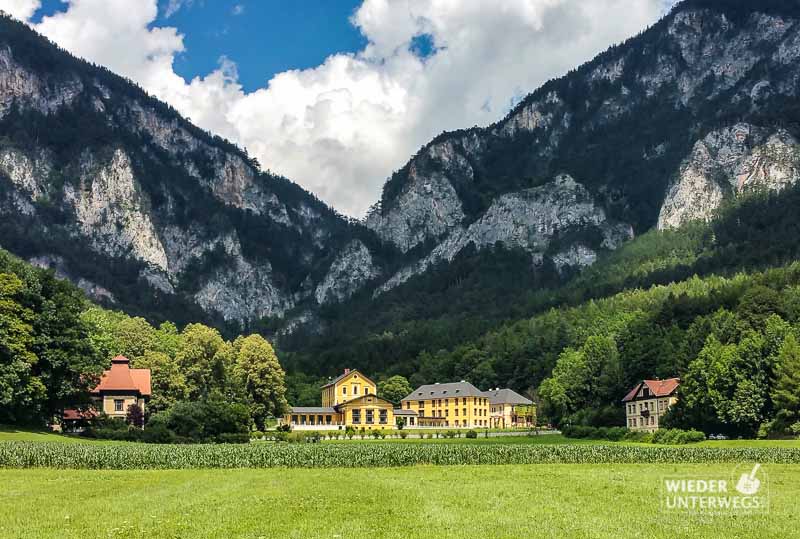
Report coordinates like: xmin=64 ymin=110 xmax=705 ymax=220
xmin=399 ymin=431 xmax=408 ymax=439
xmin=652 ymin=428 xmax=705 ymax=445
xmin=145 ymin=399 xmax=250 ymax=444
xmin=140 ymin=423 xmax=177 ymax=444
xmin=466 ymin=430 xmax=478 ymax=439
xmin=250 ymin=430 xmax=264 ymax=440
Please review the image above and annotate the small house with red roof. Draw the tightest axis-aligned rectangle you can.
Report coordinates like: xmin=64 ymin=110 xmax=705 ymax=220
xmin=622 ymin=378 xmax=680 ymax=432
xmin=92 ymin=355 xmax=151 ymax=418
xmin=62 ymin=356 xmax=151 ymax=429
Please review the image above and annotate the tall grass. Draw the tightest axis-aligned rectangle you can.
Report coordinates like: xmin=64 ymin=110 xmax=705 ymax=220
xmin=1 ymin=441 xmax=798 ymax=469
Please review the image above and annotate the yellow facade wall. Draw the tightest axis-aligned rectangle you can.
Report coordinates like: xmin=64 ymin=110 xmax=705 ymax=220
xmin=100 ymin=395 xmax=145 ymax=419
xmin=400 ymin=395 xmax=490 ymax=428
xmin=625 ymin=396 xmax=677 ymax=432
xmin=322 ymin=371 xmax=377 ymax=407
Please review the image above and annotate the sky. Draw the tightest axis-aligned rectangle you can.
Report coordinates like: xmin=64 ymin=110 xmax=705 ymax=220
xmin=1 ymin=0 xmax=679 ymax=217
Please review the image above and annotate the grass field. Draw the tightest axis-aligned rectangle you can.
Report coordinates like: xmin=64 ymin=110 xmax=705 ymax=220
xmin=1 ymin=464 xmax=797 ymax=539
xmin=0 ymin=426 xmax=131 ymax=445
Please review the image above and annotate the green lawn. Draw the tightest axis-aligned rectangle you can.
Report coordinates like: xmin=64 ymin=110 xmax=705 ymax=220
xmin=1 ymin=464 xmax=797 ymax=539
xmin=0 ymin=426 xmax=90 ymax=444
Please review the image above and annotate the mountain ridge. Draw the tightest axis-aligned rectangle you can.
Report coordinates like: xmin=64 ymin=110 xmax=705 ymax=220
xmin=2 ymin=0 xmax=800 ymax=361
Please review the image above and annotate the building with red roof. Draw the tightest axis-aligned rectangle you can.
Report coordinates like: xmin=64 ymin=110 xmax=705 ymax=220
xmin=62 ymin=355 xmax=151 ymax=428
xmin=622 ymin=378 xmax=680 ymax=432
xmin=92 ymin=355 xmax=151 ymax=418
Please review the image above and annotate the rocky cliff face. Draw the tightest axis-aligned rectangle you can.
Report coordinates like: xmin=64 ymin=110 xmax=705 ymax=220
xmin=377 ymin=174 xmax=632 ymax=293
xmin=0 ymin=22 xmax=355 ymax=326
xmin=658 ymin=124 xmax=800 ymax=229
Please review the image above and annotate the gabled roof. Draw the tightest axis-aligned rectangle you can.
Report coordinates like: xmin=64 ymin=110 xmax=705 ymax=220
xmin=483 ymin=388 xmax=532 ymax=405
xmin=91 ymin=356 xmax=151 ymax=396
xmin=622 ymin=378 xmax=680 ymax=402
xmin=402 ymin=381 xmax=485 ymax=401
xmin=320 ymin=369 xmax=375 ymax=389
xmin=334 ymin=394 xmax=394 ymax=410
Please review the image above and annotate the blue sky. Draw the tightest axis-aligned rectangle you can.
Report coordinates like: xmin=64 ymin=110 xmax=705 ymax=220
xmin=31 ymin=0 xmax=367 ymax=93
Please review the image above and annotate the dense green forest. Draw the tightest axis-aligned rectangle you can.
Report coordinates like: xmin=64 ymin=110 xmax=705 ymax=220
xmin=0 ymin=247 xmax=288 ymax=431
xmin=283 ymin=183 xmax=800 ymax=395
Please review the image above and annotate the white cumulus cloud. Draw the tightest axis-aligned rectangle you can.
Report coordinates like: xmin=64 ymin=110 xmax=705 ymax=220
xmin=8 ymin=0 xmax=670 ymax=216
xmin=1 ymin=0 xmax=40 ymax=20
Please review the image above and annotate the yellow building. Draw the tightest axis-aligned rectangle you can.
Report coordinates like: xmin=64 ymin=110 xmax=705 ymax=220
xmin=400 ymin=381 xmax=491 ymax=428
xmin=622 ymin=378 xmax=680 ymax=432
xmin=485 ymin=388 xmax=534 ymax=428
xmin=285 ymin=369 xmax=396 ymax=430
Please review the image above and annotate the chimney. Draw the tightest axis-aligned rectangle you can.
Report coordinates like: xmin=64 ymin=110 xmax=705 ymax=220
xmin=344 ymin=368 xmax=351 ymax=375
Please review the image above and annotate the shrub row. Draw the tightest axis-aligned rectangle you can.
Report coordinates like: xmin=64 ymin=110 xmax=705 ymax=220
xmin=1 ymin=441 xmax=797 ymax=469
xmin=562 ymin=426 xmax=706 ymax=445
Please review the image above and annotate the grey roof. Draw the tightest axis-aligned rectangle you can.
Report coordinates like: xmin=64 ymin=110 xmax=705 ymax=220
xmin=483 ymin=388 xmax=532 ymax=406
xmin=289 ymin=407 xmax=337 ymax=414
xmin=393 ymin=409 xmax=418 ymax=416
xmin=402 ymin=381 xmax=485 ymax=401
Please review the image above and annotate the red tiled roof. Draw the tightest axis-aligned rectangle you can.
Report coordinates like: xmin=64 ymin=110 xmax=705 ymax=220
xmin=622 ymin=378 xmax=680 ymax=402
xmin=91 ymin=355 xmax=151 ymax=396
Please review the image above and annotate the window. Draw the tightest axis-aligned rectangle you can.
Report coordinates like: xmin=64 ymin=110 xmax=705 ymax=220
xmin=343 ymin=386 xmax=347 ymax=395
xmin=366 ymin=410 xmax=374 ymax=424
xmin=463 ymin=408 xmax=467 ymax=416
xmin=292 ymin=415 xmax=298 ymax=424
xmin=445 ymin=409 xmax=449 ymax=417
xmin=352 ymin=409 xmax=361 ymax=424
xmin=462 ymin=398 xmax=467 ymax=405
xmin=353 ymin=385 xmax=359 ymax=395
xmin=455 ymin=408 xmax=459 ymax=416
xmin=379 ymin=410 xmax=387 ymax=424
xmin=325 ymin=415 xmax=332 ymax=424
xmin=114 ymin=399 xmax=124 ymax=412
xmin=406 ymin=401 xmax=411 ymax=409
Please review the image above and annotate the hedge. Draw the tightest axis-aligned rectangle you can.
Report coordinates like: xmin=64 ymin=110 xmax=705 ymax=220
xmin=1 ymin=442 xmax=798 ymax=469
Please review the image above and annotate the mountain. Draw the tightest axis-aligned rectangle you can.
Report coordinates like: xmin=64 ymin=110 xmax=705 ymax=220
xmin=365 ymin=0 xmax=800 ymax=292
xmin=0 ymin=14 xmax=394 ymax=329
xmin=3 ymin=0 xmax=800 ymax=384
xmin=279 ymin=0 xmax=800 ymax=387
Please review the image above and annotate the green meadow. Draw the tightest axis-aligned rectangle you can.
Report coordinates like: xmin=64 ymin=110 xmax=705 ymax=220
xmin=1 ymin=464 xmax=798 ymax=539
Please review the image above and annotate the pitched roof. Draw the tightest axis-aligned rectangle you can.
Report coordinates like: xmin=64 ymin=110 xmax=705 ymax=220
xmin=393 ymin=409 xmax=418 ymax=416
xmin=91 ymin=356 xmax=151 ymax=396
xmin=320 ymin=369 xmax=375 ymax=389
xmin=289 ymin=406 xmax=337 ymax=414
xmin=402 ymin=381 xmax=485 ymax=401
xmin=334 ymin=394 xmax=394 ymax=410
xmin=483 ymin=388 xmax=532 ymax=405
xmin=622 ymin=378 xmax=680 ymax=402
